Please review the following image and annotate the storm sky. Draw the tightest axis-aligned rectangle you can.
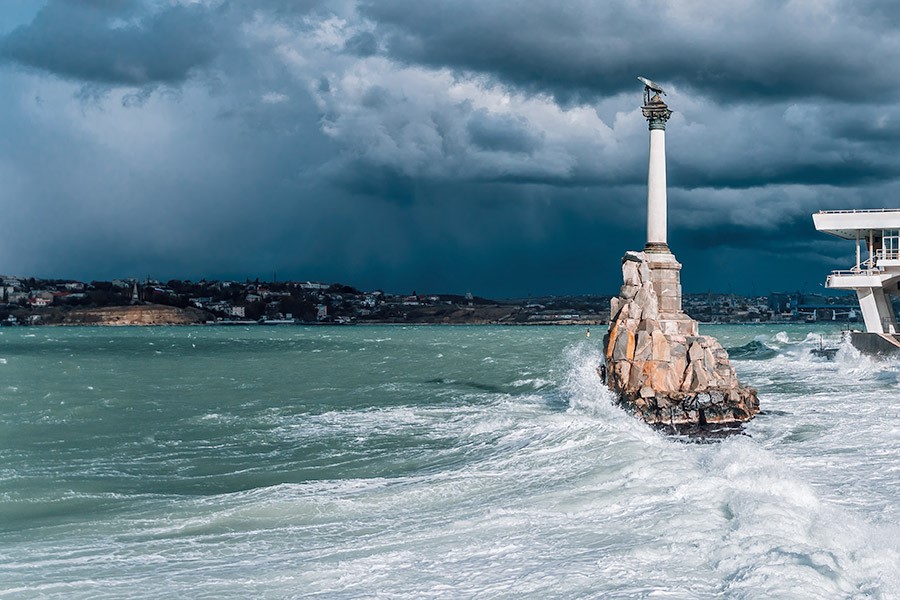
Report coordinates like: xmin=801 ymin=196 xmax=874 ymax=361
xmin=1 ymin=0 xmax=898 ymax=296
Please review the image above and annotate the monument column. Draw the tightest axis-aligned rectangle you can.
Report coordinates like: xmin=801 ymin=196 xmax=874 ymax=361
xmin=642 ymin=91 xmax=673 ymax=254
xmin=637 ymin=78 xmax=681 ymax=318
xmin=601 ymin=78 xmax=760 ymax=429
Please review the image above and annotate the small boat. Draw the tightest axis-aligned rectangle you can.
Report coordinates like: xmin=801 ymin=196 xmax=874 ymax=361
xmin=810 ymin=335 xmax=838 ymax=360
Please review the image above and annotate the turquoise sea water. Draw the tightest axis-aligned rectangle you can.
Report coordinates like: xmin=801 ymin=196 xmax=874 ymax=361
xmin=0 ymin=324 xmax=898 ymax=598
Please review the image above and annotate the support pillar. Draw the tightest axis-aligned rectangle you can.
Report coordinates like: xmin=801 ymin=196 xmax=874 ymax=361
xmin=856 ymin=287 xmax=897 ymax=334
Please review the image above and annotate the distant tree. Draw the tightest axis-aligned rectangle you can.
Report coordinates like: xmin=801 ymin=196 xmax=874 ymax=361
xmin=280 ymin=296 xmax=317 ymax=321
xmin=328 ymin=283 xmax=361 ymax=295
xmin=244 ymin=301 xmax=264 ymax=320
xmin=87 ymin=289 xmax=125 ymax=307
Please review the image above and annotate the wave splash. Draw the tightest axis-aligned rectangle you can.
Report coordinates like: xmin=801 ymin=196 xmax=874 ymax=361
xmin=559 ymin=342 xmax=898 ymax=597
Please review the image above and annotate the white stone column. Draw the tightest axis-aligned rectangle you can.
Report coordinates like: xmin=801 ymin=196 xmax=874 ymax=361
xmin=647 ymin=127 xmax=667 ymax=248
xmin=641 ymin=95 xmax=672 ymax=254
xmin=640 ymin=89 xmax=681 ymax=315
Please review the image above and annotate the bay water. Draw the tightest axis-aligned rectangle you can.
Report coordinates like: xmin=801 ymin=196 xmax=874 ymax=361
xmin=0 ymin=324 xmax=897 ymax=598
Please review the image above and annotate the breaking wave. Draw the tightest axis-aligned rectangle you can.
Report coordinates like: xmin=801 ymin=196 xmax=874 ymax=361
xmin=726 ymin=340 xmax=780 ymax=360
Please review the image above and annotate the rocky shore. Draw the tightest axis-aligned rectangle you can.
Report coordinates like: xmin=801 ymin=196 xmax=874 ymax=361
xmin=603 ymin=251 xmax=759 ymax=427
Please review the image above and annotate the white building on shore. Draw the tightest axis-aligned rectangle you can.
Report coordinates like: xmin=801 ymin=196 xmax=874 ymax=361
xmin=813 ymin=209 xmax=900 ymax=352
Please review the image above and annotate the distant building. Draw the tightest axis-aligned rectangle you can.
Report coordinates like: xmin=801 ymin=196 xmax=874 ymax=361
xmin=28 ymin=296 xmax=51 ymax=307
xmin=768 ymin=292 xmax=799 ymax=314
xmin=206 ymin=301 xmax=231 ymax=313
xmin=190 ymin=297 xmax=213 ymax=307
xmin=0 ymin=285 xmax=15 ymax=302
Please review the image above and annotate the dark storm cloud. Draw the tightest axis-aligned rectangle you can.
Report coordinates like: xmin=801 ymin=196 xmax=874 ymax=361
xmin=467 ymin=110 xmax=541 ymax=154
xmin=336 ymin=161 xmax=419 ymax=205
xmin=827 ymin=108 xmax=900 ymax=144
xmin=361 ymin=0 xmax=900 ymax=103
xmin=343 ymin=31 xmax=379 ymax=57
xmin=0 ymin=0 xmax=898 ymax=296
xmin=1 ymin=0 xmax=219 ymax=85
xmin=671 ymin=157 xmax=900 ymax=190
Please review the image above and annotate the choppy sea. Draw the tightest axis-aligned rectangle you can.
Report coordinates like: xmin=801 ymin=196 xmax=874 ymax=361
xmin=0 ymin=324 xmax=897 ymax=599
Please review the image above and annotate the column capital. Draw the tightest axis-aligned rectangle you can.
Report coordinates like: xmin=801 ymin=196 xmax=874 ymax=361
xmin=642 ymin=97 xmax=672 ymax=130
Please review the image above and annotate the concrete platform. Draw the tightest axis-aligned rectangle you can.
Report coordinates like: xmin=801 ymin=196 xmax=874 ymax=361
xmin=848 ymin=331 xmax=900 ymax=356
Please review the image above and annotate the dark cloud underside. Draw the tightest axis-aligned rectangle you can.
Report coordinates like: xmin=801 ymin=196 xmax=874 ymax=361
xmin=1 ymin=0 xmax=218 ymax=85
xmin=362 ymin=0 xmax=900 ymax=103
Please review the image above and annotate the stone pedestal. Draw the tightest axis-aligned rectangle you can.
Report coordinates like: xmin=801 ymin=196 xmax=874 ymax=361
xmin=603 ymin=251 xmax=759 ymax=426
xmin=645 ymin=251 xmax=683 ymax=315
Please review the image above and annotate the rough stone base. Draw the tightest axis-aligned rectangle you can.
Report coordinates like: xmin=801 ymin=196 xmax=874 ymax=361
xmin=603 ymin=250 xmax=759 ymax=426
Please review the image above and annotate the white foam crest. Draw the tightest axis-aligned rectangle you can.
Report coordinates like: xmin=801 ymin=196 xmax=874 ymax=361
xmin=559 ymin=342 xmax=665 ymax=447
xmin=509 ymin=377 xmax=552 ymax=389
xmin=283 ymin=422 xmax=894 ymax=598
xmin=740 ymin=331 xmax=895 ymax=386
xmin=271 ymin=397 xmax=525 ymax=445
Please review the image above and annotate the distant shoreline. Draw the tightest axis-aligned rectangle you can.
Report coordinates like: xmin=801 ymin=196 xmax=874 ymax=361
xmin=16 ymin=319 xmax=845 ymax=328
xmin=1 ymin=276 xmax=864 ymax=329
xmin=3 ymin=303 xmax=856 ymax=328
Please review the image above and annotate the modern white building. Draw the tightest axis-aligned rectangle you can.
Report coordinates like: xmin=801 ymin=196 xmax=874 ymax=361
xmin=813 ymin=209 xmax=900 ymax=351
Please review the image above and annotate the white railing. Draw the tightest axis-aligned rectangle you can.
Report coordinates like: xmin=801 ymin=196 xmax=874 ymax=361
xmin=831 ymin=256 xmax=877 ymax=275
xmin=829 ymin=251 xmax=898 ymax=278
xmin=817 ymin=208 xmax=900 ymax=214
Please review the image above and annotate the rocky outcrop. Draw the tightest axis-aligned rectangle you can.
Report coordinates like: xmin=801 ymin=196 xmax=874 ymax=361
xmin=50 ymin=304 xmax=211 ymax=326
xmin=603 ymin=251 xmax=759 ymax=426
